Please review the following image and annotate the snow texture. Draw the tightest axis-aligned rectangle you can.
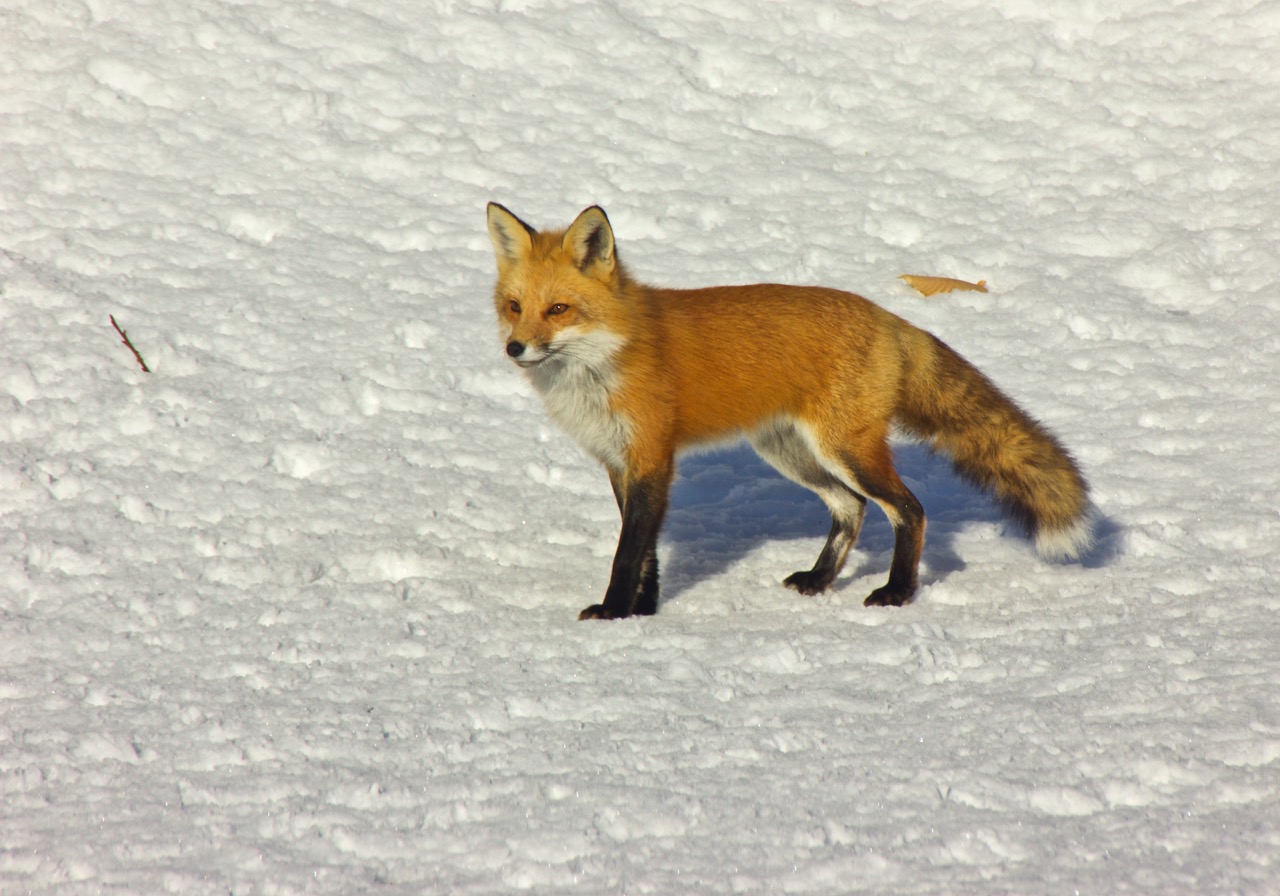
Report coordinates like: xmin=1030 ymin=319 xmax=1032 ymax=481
xmin=3 ymin=0 xmax=1279 ymax=893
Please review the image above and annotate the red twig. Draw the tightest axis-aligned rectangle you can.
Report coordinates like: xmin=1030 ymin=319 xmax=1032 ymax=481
xmin=110 ymin=315 xmax=151 ymax=373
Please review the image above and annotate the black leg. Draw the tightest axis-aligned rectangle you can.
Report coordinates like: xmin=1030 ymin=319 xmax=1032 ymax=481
xmin=824 ymin=446 xmax=925 ymax=608
xmin=784 ymin=506 xmax=863 ymax=595
xmin=862 ymin=486 xmax=924 ymax=607
xmin=632 ymin=549 xmax=660 ymax=616
xmin=580 ymin=472 xmax=670 ymax=620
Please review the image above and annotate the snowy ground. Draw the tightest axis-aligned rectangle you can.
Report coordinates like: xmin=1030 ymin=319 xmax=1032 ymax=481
xmin=3 ymin=0 xmax=1279 ymax=892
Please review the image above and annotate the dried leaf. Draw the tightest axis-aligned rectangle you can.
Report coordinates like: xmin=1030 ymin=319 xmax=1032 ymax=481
xmin=899 ymin=274 xmax=988 ymax=297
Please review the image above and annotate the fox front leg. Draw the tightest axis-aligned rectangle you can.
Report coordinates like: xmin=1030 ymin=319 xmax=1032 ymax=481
xmin=579 ymin=472 xmax=669 ymax=620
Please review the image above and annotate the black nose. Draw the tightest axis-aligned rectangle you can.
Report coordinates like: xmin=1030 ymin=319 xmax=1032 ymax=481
xmin=506 ymin=341 xmax=525 ymax=358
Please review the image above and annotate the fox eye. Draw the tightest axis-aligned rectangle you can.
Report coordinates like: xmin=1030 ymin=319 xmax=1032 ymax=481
xmin=508 ymin=300 xmax=521 ymax=314
xmin=547 ymin=303 xmax=570 ymax=316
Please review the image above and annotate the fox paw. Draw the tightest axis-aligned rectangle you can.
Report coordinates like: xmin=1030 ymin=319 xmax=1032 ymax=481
xmin=578 ymin=603 xmax=619 ymax=621
xmin=864 ymin=585 xmax=914 ymax=607
xmin=783 ymin=570 xmax=832 ymax=596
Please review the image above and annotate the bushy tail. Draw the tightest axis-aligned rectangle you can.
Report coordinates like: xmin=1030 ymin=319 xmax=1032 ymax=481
xmin=897 ymin=333 xmax=1094 ymax=560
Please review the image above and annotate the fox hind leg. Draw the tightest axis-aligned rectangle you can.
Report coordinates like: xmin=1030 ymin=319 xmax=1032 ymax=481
xmin=829 ymin=442 xmax=925 ymax=607
xmin=783 ymin=494 xmax=868 ymax=595
xmin=749 ymin=420 xmax=867 ymax=595
xmin=754 ymin=419 xmax=926 ymax=607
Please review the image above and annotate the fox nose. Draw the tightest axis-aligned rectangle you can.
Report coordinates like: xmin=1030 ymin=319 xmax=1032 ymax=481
xmin=506 ymin=340 xmax=525 ymax=359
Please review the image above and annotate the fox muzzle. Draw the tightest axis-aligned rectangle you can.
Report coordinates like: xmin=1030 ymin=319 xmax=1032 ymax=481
xmin=506 ymin=340 xmax=548 ymax=368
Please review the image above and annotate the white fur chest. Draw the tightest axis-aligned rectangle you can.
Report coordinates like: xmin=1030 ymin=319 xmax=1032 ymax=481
xmin=527 ymin=359 xmax=629 ymax=470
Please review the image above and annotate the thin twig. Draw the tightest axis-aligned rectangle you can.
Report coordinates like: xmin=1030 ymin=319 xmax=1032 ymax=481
xmin=110 ymin=315 xmax=151 ymax=373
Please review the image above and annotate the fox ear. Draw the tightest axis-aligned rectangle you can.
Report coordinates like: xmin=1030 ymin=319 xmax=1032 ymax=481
xmin=487 ymin=202 xmax=535 ymax=266
xmin=563 ymin=206 xmax=616 ymax=278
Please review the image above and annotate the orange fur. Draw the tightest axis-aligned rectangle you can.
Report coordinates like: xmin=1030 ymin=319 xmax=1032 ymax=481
xmin=487 ymin=204 xmax=1093 ymax=618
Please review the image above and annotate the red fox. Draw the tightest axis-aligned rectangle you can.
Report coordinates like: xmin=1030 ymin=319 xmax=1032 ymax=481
xmin=486 ymin=203 xmax=1093 ymax=620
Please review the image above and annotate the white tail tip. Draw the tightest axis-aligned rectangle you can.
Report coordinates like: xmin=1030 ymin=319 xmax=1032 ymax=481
xmin=1035 ymin=507 xmax=1097 ymax=562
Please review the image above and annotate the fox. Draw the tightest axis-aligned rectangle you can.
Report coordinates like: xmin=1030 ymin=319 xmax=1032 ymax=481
xmin=486 ymin=203 xmax=1093 ymax=620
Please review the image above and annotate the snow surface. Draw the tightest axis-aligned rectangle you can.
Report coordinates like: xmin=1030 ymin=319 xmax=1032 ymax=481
xmin=3 ymin=0 xmax=1279 ymax=892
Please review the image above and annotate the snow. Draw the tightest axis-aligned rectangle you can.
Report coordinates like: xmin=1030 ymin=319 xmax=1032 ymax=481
xmin=3 ymin=0 xmax=1279 ymax=892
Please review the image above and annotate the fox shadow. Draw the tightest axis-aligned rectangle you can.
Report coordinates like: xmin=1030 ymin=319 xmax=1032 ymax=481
xmin=658 ymin=441 xmax=1118 ymax=606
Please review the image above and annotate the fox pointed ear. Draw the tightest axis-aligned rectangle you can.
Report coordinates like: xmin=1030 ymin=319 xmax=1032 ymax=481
xmin=563 ymin=206 xmax=616 ymax=278
xmin=487 ymin=202 xmax=535 ymax=267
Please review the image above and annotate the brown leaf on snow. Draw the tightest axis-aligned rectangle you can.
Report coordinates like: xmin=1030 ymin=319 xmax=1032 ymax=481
xmin=899 ymin=274 xmax=989 ymax=297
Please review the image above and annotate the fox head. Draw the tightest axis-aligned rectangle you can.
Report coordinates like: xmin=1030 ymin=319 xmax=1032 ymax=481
xmin=486 ymin=203 xmax=628 ymax=370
